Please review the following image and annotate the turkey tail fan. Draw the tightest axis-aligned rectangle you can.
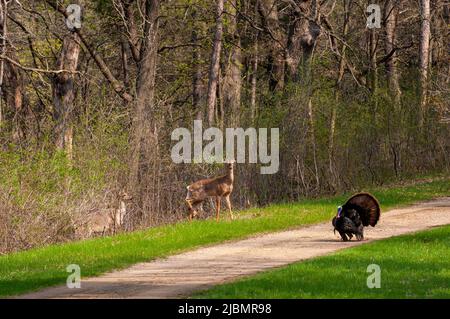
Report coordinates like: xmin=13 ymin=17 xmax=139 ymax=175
xmin=344 ymin=192 xmax=381 ymax=227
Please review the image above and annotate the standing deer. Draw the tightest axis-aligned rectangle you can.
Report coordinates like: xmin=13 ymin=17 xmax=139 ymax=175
xmin=185 ymin=162 xmax=234 ymax=222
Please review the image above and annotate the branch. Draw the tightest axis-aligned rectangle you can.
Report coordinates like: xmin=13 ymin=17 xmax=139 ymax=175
xmin=0 ymin=55 xmax=79 ymax=74
xmin=377 ymin=42 xmax=414 ymax=64
xmin=45 ymin=0 xmax=133 ymax=102
xmin=157 ymin=42 xmax=202 ymax=53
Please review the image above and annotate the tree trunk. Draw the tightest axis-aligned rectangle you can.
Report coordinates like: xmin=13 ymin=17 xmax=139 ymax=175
xmin=129 ymin=0 xmax=160 ymax=221
xmin=1 ymin=0 xmax=27 ymax=143
xmin=368 ymin=28 xmax=378 ymax=94
xmin=419 ymin=0 xmax=430 ymax=127
xmin=0 ymin=0 xmax=6 ymax=126
xmin=53 ymin=31 xmax=81 ymax=159
xmin=329 ymin=0 xmax=351 ymax=190
xmin=250 ymin=37 xmax=258 ymax=121
xmin=121 ymin=39 xmax=130 ymax=89
xmin=308 ymin=97 xmax=320 ymax=191
xmin=258 ymin=0 xmax=285 ymax=91
xmin=385 ymin=0 xmax=401 ymax=106
xmin=6 ymin=58 xmax=25 ymax=143
xmin=286 ymin=0 xmax=320 ymax=83
xmin=385 ymin=0 xmax=402 ymax=176
xmin=206 ymin=0 xmax=224 ymax=126
xmin=222 ymin=0 xmax=242 ymax=126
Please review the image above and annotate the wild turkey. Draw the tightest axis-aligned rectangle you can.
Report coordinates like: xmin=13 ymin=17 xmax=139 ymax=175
xmin=332 ymin=193 xmax=380 ymax=241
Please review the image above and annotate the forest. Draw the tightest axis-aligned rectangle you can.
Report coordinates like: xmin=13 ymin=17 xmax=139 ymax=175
xmin=0 ymin=0 xmax=448 ymax=254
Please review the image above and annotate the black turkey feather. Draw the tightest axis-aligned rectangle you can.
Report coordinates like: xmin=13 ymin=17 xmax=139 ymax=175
xmin=332 ymin=193 xmax=380 ymax=241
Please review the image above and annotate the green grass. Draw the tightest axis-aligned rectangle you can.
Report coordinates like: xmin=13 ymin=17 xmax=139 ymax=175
xmin=196 ymin=225 xmax=450 ymax=298
xmin=1 ymin=177 xmax=450 ymax=297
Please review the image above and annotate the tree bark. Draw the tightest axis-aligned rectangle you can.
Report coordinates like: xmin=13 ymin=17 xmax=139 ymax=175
xmin=206 ymin=0 xmax=224 ymax=126
xmin=52 ymin=32 xmax=80 ymax=158
xmin=121 ymin=39 xmax=130 ymax=89
xmin=419 ymin=0 xmax=430 ymax=127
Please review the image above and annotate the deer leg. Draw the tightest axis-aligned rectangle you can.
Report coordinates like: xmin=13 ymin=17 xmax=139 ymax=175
xmin=225 ymin=195 xmax=234 ymax=220
xmin=186 ymin=199 xmax=194 ymax=222
xmin=215 ymin=197 xmax=221 ymax=222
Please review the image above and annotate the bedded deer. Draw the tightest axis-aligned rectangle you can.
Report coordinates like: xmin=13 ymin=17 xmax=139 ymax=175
xmin=87 ymin=192 xmax=132 ymax=236
xmin=185 ymin=162 xmax=234 ymax=222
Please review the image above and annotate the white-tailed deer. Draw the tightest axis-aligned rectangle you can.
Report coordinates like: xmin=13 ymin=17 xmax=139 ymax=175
xmin=87 ymin=192 xmax=132 ymax=236
xmin=185 ymin=162 xmax=234 ymax=222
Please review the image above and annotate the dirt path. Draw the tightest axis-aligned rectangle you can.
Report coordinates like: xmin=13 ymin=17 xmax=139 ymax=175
xmin=20 ymin=197 xmax=450 ymax=299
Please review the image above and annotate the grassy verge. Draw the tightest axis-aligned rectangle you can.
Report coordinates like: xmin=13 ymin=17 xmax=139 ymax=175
xmin=195 ymin=225 xmax=450 ymax=298
xmin=1 ymin=177 xmax=450 ymax=297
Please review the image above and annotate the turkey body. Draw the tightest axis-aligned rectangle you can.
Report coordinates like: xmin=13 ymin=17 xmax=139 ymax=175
xmin=332 ymin=215 xmax=363 ymax=241
xmin=332 ymin=193 xmax=381 ymax=241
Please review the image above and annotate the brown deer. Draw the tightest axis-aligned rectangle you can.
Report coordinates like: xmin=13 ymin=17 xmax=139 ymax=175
xmin=185 ymin=162 xmax=234 ymax=222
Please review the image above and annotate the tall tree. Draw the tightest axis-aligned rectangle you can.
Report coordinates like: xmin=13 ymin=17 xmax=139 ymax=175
xmin=206 ymin=0 xmax=224 ymax=125
xmin=0 ymin=0 xmax=6 ymax=126
xmin=52 ymin=32 xmax=80 ymax=158
xmin=129 ymin=0 xmax=160 ymax=208
xmin=419 ymin=0 xmax=430 ymax=127
xmin=191 ymin=5 xmax=203 ymax=120
xmin=258 ymin=0 xmax=285 ymax=91
xmin=329 ymin=0 xmax=351 ymax=189
xmin=384 ymin=0 xmax=401 ymax=105
xmin=222 ymin=0 xmax=242 ymax=125
xmin=250 ymin=34 xmax=258 ymax=121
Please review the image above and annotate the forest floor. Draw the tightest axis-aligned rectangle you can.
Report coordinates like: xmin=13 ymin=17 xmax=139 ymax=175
xmin=19 ymin=197 xmax=450 ymax=298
